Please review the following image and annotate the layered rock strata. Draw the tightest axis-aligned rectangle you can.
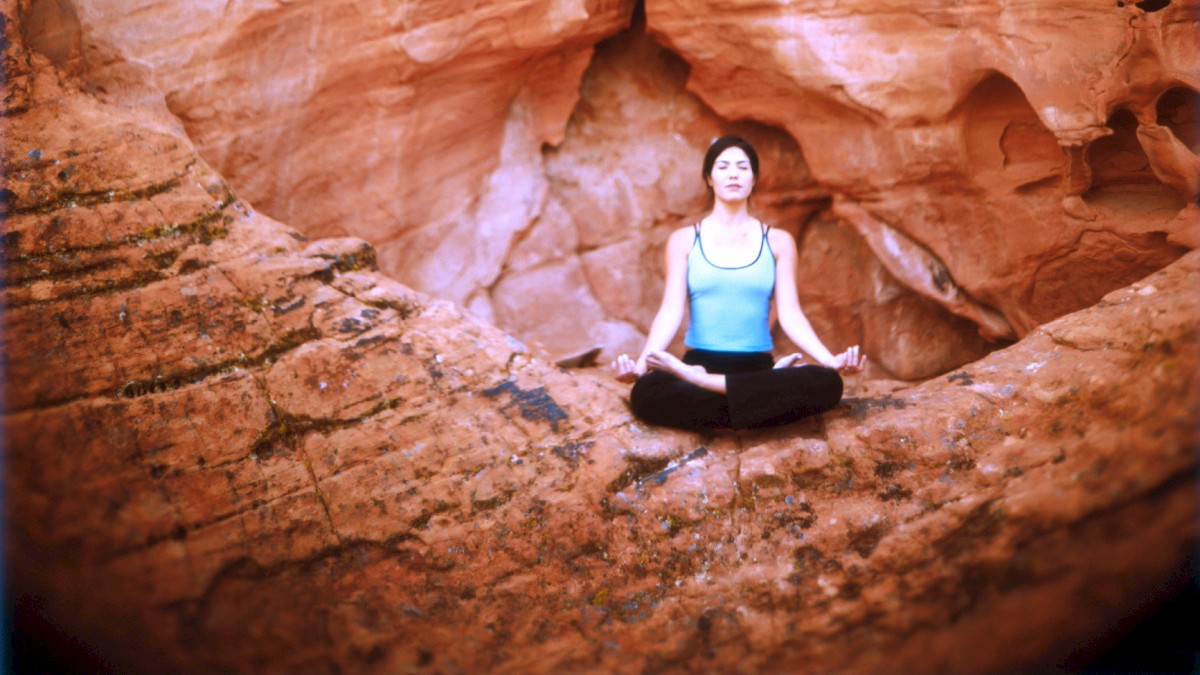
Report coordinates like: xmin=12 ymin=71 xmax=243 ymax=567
xmin=24 ymin=0 xmax=1198 ymax=380
xmin=34 ymin=0 xmax=638 ymax=333
xmin=4 ymin=6 xmax=1199 ymax=673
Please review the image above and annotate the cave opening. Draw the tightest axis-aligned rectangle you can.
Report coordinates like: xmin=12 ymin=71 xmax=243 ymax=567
xmin=501 ymin=7 xmax=822 ymax=364
xmin=961 ymin=72 xmax=1063 ymax=195
xmin=1156 ymin=86 xmax=1199 ymax=152
xmin=1135 ymin=0 xmax=1171 ymax=12
xmin=1029 ymin=93 xmax=1193 ymax=327
xmin=1082 ymin=107 xmax=1187 ymax=213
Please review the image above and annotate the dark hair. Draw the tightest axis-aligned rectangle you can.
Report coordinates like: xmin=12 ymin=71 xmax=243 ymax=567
xmin=702 ymin=135 xmax=760 ymax=200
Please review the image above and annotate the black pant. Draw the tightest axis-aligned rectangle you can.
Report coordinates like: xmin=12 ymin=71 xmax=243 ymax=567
xmin=629 ymin=349 xmax=843 ymax=430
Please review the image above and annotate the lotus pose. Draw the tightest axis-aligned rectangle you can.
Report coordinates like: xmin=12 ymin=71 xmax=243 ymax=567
xmin=612 ymin=135 xmax=865 ymax=430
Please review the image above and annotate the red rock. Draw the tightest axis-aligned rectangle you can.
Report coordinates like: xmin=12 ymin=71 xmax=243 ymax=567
xmin=647 ymin=0 xmax=1197 ymax=351
xmin=16 ymin=0 xmax=1200 ymax=378
xmin=4 ymin=3 xmax=1198 ymax=674
xmin=44 ymin=0 xmax=635 ymax=322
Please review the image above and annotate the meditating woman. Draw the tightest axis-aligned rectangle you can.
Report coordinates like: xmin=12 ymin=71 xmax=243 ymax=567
xmin=612 ymin=135 xmax=865 ymax=430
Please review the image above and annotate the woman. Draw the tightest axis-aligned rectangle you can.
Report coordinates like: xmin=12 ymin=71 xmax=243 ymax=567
xmin=612 ymin=135 xmax=865 ymax=430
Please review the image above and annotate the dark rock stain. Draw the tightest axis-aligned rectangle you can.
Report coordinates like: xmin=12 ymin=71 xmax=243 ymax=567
xmin=843 ymin=395 xmax=908 ymax=421
xmin=948 ymin=371 xmax=974 ymax=386
xmin=550 ymin=440 xmax=595 ymax=467
xmin=271 ymin=296 xmax=305 ymax=315
xmin=481 ymin=381 xmax=568 ymax=426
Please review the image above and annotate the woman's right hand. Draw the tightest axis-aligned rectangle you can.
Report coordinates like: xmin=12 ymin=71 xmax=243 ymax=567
xmin=830 ymin=345 xmax=867 ymax=374
xmin=612 ymin=353 xmax=646 ymax=383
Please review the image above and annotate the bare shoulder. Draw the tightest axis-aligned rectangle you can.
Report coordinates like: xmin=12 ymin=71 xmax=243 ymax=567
xmin=669 ymin=224 xmax=696 ymax=243
xmin=768 ymin=227 xmax=798 ymax=264
xmin=767 ymin=226 xmax=797 ymax=249
xmin=665 ymin=225 xmax=696 ymax=255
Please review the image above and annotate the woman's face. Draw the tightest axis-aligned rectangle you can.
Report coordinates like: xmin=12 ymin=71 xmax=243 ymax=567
xmin=708 ymin=146 xmax=755 ymax=203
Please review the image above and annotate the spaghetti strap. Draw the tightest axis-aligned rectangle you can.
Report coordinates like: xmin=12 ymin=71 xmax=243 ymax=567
xmin=694 ymin=220 xmax=769 ymax=270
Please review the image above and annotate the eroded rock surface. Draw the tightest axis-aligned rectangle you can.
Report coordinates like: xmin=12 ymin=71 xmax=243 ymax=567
xmin=4 ymin=5 xmax=1199 ymax=674
xmin=24 ymin=0 xmax=635 ymax=326
xmin=22 ymin=0 xmax=1198 ymax=380
xmin=647 ymin=0 xmax=1199 ymax=342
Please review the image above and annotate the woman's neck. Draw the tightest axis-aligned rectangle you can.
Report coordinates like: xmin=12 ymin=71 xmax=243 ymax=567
xmin=707 ymin=198 xmax=753 ymax=230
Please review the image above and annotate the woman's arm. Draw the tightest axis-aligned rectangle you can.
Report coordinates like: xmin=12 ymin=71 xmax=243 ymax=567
xmin=771 ymin=229 xmax=864 ymax=372
xmin=613 ymin=227 xmax=692 ymax=382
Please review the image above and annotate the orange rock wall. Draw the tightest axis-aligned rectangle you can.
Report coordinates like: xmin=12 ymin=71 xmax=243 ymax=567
xmin=45 ymin=0 xmax=634 ymax=315
xmin=4 ymin=2 xmax=1199 ymax=673
xmin=22 ymin=0 xmax=1198 ymax=379
xmin=646 ymin=0 xmax=1199 ymax=341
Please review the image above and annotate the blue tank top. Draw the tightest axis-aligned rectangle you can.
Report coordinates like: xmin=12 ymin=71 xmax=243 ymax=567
xmin=684 ymin=223 xmax=776 ymax=352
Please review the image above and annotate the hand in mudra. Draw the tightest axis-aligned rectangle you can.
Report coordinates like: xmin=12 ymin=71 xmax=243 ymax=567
xmin=611 ymin=353 xmax=646 ymax=383
xmin=775 ymin=346 xmax=866 ymax=374
xmin=830 ymin=345 xmax=866 ymax=374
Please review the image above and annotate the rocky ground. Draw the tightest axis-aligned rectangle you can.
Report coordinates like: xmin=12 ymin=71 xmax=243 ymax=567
xmin=3 ymin=1 xmax=1198 ymax=673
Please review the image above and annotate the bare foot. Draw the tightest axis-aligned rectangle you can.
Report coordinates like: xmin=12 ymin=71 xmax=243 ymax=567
xmin=774 ymin=353 xmax=804 ymax=369
xmin=645 ymin=350 xmax=727 ymax=393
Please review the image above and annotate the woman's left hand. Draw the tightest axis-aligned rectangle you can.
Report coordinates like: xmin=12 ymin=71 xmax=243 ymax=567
xmin=829 ymin=346 xmax=866 ymax=374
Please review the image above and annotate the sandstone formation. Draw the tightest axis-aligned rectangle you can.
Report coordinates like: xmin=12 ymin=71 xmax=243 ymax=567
xmin=647 ymin=0 xmax=1199 ymax=357
xmin=4 ymin=3 xmax=1199 ymax=673
xmin=35 ymin=0 xmax=640 ymax=351
xmin=22 ymin=0 xmax=1198 ymax=381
